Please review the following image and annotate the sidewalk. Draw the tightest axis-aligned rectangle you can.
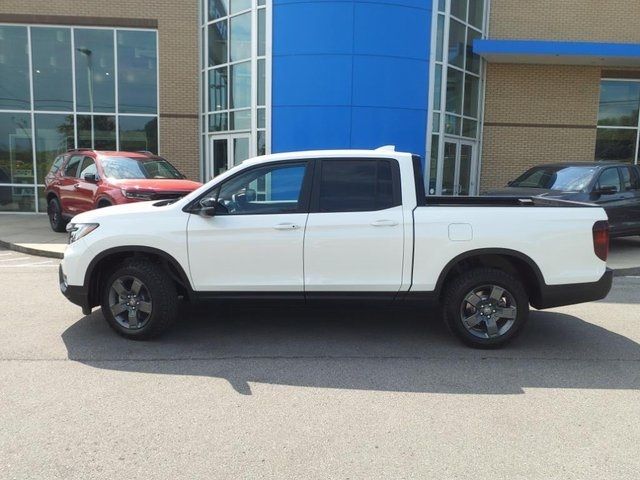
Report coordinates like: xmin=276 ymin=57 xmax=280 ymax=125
xmin=0 ymin=214 xmax=67 ymax=258
xmin=1 ymin=214 xmax=639 ymax=274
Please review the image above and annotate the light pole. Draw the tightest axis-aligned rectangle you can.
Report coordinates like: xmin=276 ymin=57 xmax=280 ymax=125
xmin=76 ymin=48 xmax=93 ymax=114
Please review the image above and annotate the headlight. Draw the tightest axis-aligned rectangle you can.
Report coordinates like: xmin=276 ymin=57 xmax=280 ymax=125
xmin=66 ymin=223 xmax=99 ymax=244
xmin=121 ymin=188 xmax=155 ymax=200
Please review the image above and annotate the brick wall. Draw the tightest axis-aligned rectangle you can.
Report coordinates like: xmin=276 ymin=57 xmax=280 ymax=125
xmin=480 ymin=64 xmax=601 ymax=190
xmin=489 ymin=0 xmax=640 ymax=43
xmin=0 ymin=1 xmax=200 ymax=181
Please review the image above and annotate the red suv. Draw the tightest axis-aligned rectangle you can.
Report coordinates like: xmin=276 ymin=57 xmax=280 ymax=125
xmin=44 ymin=150 xmax=202 ymax=232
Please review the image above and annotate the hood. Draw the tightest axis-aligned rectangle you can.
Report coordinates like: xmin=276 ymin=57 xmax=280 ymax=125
xmin=70 ymin=199 xmax=169 ymax=223
xmin=484 ymin=187 xmax=572 ymax=198
xmin=110 ymin=178 xmax=202 ymax=192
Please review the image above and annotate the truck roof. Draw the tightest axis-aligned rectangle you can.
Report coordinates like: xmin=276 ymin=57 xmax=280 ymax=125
xmin=243 ymin=146 xmax=413 ymax=166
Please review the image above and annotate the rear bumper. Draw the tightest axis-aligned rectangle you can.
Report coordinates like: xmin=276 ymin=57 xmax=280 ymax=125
xmin=532 ymin=268 xmax=613 ymax=309
xmin=59 ymin=264 xmax=92 ymax=315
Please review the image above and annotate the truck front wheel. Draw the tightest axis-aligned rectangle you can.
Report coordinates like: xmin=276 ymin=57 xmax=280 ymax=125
xmin=101 ymin=258 xmax=179 ymax=340
xmin=442 ymin=268 xmax=529 ymax=348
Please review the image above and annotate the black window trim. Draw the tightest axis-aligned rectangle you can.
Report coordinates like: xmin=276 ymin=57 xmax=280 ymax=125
xmin=309 ymin=157 xmax=402 ymax=214
xmin=183 ymin=158 xmax=315 ymax=215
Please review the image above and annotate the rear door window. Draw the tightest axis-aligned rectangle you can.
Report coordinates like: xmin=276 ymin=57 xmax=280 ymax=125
xmin=63 ymin=155 xmax=83 ymax=177
xmin=316 ymin=159 xmax=400 ymax=212
xmin=49 ymin=155 xmax=66 ymax=175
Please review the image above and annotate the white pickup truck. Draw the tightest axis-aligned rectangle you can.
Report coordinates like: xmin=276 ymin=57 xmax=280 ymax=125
xmin=60 ymin=147 xmax=613 ymax=347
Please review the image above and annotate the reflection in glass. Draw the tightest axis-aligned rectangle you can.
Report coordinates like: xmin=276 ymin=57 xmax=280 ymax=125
xmin=429 ymin=134 xmax=438 ymax=194
xmin=209 ymin=67 xmax=228 ymax=111
xmin=74 ymin=29 xmax=115 ymax=112
xmin=31 ymin=27 xmax=73 ymax=111
xmin=0 ymin=26 xmax=30 ymax=110
xmin=77 ymin=115 xmax=92 ymax=148
xmin=231 ymin=61 xmax=251 ymax=109
xmin=459 ymin=144 xmax=472 ymax=195
xmin=466 ymin=28 xmax=481 ymax=74
xmin=433 ymin=64 xmax=442 ymax=110
xmin=258 ymin=8 xmax=266 ymax=56
xmin=257 ymin=130 xmax=266 ymax=156
xmin=230 ymin=13 xmax=251 ymax=62
xmin=435 ymin=15 xmax=445 ymax=62
xmin=446 ymin=67 xmax=463 ymax=114
xmin=595 ymin=128 xmax=636 ymax=163
xmin=35 ymin=114 xmax=74 ymax=184
xmin=209 ymin=112 xmax=228 ymax=132
xmin=598 ymin=81 xmax=640 ymax=126
xmin=0 ymin=186 xmax=35 ymax=212
xmin=468 ymin=0 xmax=484 ymax=29
xmin=94 ymin=116 xmax=116 ymax=150
xmin=464 ymin=74 xmax=479 ymax=118
xmin=233 ymin=137 xmax=249 ymax=165
xmin=0 ymin=113 xmax=33 ymax=184
xmin=462 ymin=118 xmax=477 ymax=138
xmin=448 ymin=19 xmax=465 ymax=68
xmin=208 ymin=21 xmax=228 ymax=66
xmin=37 ymin=186 xmax=47 ymax=213
xmin=231 ymin=0 xmax=251 ymax=14
xmin=119 ymin=116 xmax=158 ymax=153
xmin=433 ymin=113 xmax=440 ymax=132
xmin=451 ymin=0 xmax=467 ymax=21
xmin=445 ymin=114 xmax=461 ymax=135
xmin=257 ymin=108 xmax=266 ymax=128
xmin=231 ymin=110 xmax=251 ymax=130
xmin=117 ymin=30 xmax=158 ymax=114
xmin=258 ymin=59 xmax=265 ymax=106
xmin=209 ymin=0 xmax=229 ymax=21
xmin=442 ymin=142 xmax=457 ymax=195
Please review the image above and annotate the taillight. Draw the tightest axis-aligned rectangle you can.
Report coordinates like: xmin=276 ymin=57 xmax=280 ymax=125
xmin=592 ymin=220 xmax=609 ymax=262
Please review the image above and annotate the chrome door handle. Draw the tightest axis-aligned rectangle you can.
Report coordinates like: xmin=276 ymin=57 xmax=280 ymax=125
xmin=371 ymin=220 xmax=398 ymax=227
xmin=273 ymin=223 xmax=300 ymax=230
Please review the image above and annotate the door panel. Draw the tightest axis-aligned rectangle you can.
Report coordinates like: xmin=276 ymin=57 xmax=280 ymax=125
xmin=75 ymin=156 xmax=99 ymax=212
xmin=304 ymin=158 xmax=404 ymax=292
xmin=58 ymin=155 xmax=83 ymax=214
xmin=188 ymin=161 xmax=310 ymax=291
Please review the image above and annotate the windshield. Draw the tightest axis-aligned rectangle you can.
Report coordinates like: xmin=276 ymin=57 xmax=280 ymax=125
xmin=510 ymin=166 xmax=598 ymax=192
xmin=101 ymin=157 xmax=184 ymax=180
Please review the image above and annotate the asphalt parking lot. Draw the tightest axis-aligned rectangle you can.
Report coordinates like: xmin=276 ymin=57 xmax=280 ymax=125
xmin=1 ymin=247 xmax=639 ymax=479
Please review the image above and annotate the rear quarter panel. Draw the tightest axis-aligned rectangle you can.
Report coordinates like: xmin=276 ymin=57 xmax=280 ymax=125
xmin=411 ymin=205 xmax=608 ymax=291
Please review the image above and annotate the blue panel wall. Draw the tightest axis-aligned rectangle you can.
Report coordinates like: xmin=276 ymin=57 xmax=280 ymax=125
xmin=272 ymin=0 xmax=432 ymax=159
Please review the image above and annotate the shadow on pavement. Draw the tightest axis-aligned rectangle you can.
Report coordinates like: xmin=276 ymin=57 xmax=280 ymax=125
xmin=62 ymin=302 xmax=640 ymax=395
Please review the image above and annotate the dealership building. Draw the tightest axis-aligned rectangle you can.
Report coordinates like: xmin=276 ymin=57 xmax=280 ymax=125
xmin=1 ymin=0 xmax=640 ymax=213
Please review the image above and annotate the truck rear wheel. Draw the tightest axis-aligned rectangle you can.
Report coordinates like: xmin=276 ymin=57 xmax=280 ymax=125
xmin=101 ymin=258 xmax=179 ymax=340
xmin=442 ymin=268 xmax=529 ymax=348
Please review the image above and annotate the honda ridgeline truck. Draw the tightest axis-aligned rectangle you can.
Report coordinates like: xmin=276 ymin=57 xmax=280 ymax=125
xmin=59 ymin=147 xmax=613 ymax=348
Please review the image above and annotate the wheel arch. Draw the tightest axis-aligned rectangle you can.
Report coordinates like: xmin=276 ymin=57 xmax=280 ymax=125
xmin=84 ymin=246 xmax=193 ymax=308
xmin=434 ymin=248 xmax=546 ymax=305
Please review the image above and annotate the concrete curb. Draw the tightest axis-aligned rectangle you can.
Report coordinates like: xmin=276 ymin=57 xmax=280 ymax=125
xmin=1 ymin=238 xmax=639 ymax=276
xmin=0 ymin=239 xmax=64 ymax=259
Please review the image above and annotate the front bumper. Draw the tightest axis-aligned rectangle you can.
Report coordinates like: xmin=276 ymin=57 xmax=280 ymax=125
xmin=59 ymin=264 xmax=92 ymax=315
xmin=532 ymin=268 xmax=614 ymax=309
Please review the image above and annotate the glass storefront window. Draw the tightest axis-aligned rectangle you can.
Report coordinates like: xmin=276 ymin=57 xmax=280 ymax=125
xmin=230 ymin=13 xmax=251 ymax=62
xmin=448 ymin=19 xmax=465 ymax=69
xmin=445 ymin=67 xmax=463 ymax=114
xmin=468 ymin=0 xmax=484 ymax=29
xmin=451 ymin=0 xmax=467 ymax=21
xmin=0 ymin=24 xmax=159 ymax=213
xmin=35 ymin=114 xmax=74 ymax=184
xmin=31 ymin=27 xmax=73 ymax=111
xmin=231 ymin=61 xmax=251 ymax=109
xmin=208 ymin=21 xmax=228 ymax=66
xmin=119 ymin=116 xmax=158 ymax=153
xmin=0 ymin=26 xmax=30 ymax=110
xmin=0 ymin=113 xmax=32 ymax=185
xmin=595 ymin=128 xmax=636 ymax=163
xmin=209 ymin=67 xmax=228 ymax=111
xmin=598 ymin=81 xmax=640 ymax=126
xmin=463 ymin=74 xmax=479 ymax=118
xmin=465 ymin=28 xmax=481 ymax=74
xmin=596 ymin=80 xmax=640 ymax=164
xmin=0 ymin=185 xmax=35 ymax=212
xmin=209 ymin=0 xmax=229 ymax=21
xmin=74 ymin=29 xmax=115 ymax=113
xmin=231 ymin=0 xmax=251 ymax=15
xmin=117 ymin=30 xmax=157 ymax=114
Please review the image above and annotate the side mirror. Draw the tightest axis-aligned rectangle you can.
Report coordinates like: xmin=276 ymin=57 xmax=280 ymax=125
xmin=197 ymin=197 xmax=227 ymax=217
xmin=594 ymin=185 xmax=618 ymax=195
xmin=83 ymin=172 xmax=97 ymax=183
